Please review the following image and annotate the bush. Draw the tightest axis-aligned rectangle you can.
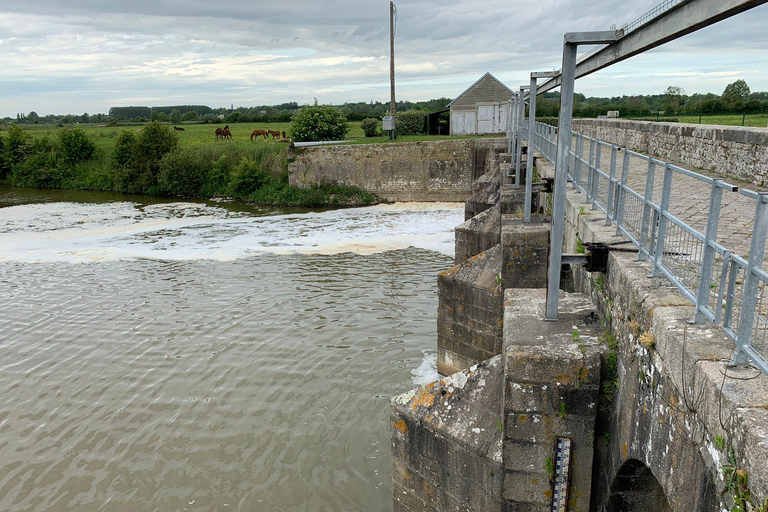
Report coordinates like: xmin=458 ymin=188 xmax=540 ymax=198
xmin=112 ymin=130 xmax=136 ymax=169
xmin=228 ymin=157 xmax=273 ymax=196
xmin=289 ymin=105 xmax=350 ymax=142
xmin=395 ymin=110 xmax=426 ymax=136
xmin=58 ymin=128 xmax=96 ymax=165
xmin=5 ymin=125 xmax=31 ymax=167
xmin=361 ymin=118 xmax=382 ymax=137
xmin=132 ymin=122 xmax=178 ymax=189
xmin=158 ymin=149 xmax=209 ymax=196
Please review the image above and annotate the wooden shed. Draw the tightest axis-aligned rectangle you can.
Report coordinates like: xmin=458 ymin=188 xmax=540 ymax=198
xmin=448 ymin=72 xmax=515 ymax=135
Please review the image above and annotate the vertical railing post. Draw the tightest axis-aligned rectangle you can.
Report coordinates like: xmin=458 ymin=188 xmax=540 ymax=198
xmin=693 ymin=180 xmax=725 ymax=323
xmin=651 ymin=163 xmax=674 ymax=277
xmin=615 ymin=150 xmax=630 ymax=236
xmin=525 ymin=78 xmax=538 ymax=222
xmin=591 ymin=142 xmax=602 ymax=210
xmin=545 ymin=30 xmax=617 ymax=320
xmin=734 ymin=194 xmax=768 ymax=365
xmin=545 ymin=42 xmax=578 ymax=320
xmin=637 ymin=159 xmax=656 ymax=261
xmin=605 ymin=145 xmax=618 ymax=225
xmin=506 ymin=98 xmax=514 ymax=156
xmin=515 ymin=86 xmax=528 ymax=189
xmin=573 ymin=134 xmax=582 ymax=191
xmin=586 ymin=139 xmax=595 ymax=203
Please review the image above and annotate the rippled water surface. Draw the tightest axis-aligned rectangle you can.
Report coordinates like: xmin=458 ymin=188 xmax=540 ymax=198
xmin=0 ymin=187 xmax=462 ymax=512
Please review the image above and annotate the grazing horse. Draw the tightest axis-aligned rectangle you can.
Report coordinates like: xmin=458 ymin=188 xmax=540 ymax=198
xmin=282 ymin=131 xmax=286 ymax=139
xmin=267 ymin=129 xmax=281 ymax=140
xmin=222 ymin=127 xmax=232 ymax=141
xmin=215 ymin=127 xmax=224 ymax=139
xmin=173 ymin=126 xmax=185 ymax=131
xmin=250 ymin=129 xmax=268 ymax=141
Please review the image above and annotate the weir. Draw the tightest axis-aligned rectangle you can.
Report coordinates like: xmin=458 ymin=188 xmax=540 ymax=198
xmin=390 ymin=125 xmax=768 ymax=512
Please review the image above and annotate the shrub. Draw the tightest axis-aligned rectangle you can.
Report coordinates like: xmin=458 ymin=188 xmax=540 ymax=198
xmin=5 ymin=125 xmax=31 ymax=167
xmin=289 ymin=105 xmax=350 ymax=142
xmin=0 ymin=134 xmax=7 ymax=180
xmin=228 ymin=157 xmax=273 ymax=196
xmin=361 ymin=118 xmax=382 ymax=137
xmin=158 ymin=149 xmax=209 ymax=197
xmin=395 ymin=110 xmax=426 ymax=136
xmin=58 ymin=128 xmax=96 ymax=165
xmin=132 ymin=122 xmax=178 ymax=188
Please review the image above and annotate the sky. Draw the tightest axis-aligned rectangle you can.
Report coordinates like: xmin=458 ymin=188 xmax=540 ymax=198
xmin=0 ymin=0 xmax=767 ymax=117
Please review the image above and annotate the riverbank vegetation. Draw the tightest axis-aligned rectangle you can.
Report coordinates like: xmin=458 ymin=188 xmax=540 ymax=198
xmin=0 ymin=122 xmax=378 ymax=207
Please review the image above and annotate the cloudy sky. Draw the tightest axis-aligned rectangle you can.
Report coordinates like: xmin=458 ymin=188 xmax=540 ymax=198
xmin=1 ymin=0 xmax=767 ymax=116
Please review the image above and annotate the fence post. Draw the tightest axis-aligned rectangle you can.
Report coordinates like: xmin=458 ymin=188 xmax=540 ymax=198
xmin=506 ymin=98 xmax=514 ymax=155
xmin=615 ymin=150 xmax=630 ymax=236
xmin=525 ymin=78 xmax=538 ymax=223
xmin=693 ymin=179 xmax=725 ymax=323
xmin=651 ymin=163 xmax=674 ymax=277
xmin=586 ymin=139 xmax=595 ymax=204
xmin=573 ymin=134 xmax=582 ymax=191
xmin=591 ymin=142 xmax=601 ymax=210
xmin=637 ymin=159 xmax=656 ymax=261
xmin=733 ymin=194 xmax=768 ymax=366
xmin=545 ymin=42 xmax=578 ymax=320
xmin=515 ymin=87 xmax=528 ymax=189
xmin=605 ymin=145 xmax=618 ymax=225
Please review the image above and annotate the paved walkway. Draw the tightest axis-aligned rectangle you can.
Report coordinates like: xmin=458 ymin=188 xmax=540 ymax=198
xmin=565 ymin=135 xmax=765 ymax=262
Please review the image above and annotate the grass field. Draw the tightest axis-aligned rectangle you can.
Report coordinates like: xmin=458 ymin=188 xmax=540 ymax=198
xmin=0 ymin=121 xmax=502 ymax=153
xmin=627 ymin=114 xmax=768 ymax=127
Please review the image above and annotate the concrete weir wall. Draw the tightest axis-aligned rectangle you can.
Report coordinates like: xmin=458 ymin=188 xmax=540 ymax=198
xmin=288 ymin=138 xmax=507 ymax=202
xmin=390 ymin=144 xmax=768 ymax=512
xmin=573 ymin=118 xmax=768 ymax=186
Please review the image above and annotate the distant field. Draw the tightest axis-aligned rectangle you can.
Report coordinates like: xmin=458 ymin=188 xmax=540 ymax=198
xmin=627 ymin=114 xmax=768 ymax=128
xmin=0 ymin=121 xmax=502 ymax=153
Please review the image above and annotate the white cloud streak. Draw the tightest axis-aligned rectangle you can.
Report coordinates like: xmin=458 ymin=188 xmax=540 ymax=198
xmin=0 ymin=0 xmax=766 ymax=115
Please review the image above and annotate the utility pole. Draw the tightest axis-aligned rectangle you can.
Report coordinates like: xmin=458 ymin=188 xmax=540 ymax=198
xmin=390 ymin=1 xmax=396 ymax=133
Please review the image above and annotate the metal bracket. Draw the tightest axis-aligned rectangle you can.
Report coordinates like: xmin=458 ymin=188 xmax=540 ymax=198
xmin=561 ymin=242 xmax=609 ymax=273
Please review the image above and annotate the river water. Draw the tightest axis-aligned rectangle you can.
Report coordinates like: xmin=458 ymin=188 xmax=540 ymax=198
xmin=0 ymin=186 xmax=462 ymax=512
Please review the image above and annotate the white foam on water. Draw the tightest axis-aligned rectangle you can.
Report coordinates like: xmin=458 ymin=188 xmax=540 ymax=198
xmin=0 ymin=201 xmax=464 ymax=263
xmin=411 ymin=351 xmax=440 ymax=387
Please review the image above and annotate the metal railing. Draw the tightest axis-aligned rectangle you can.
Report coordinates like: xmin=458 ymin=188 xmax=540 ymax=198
xmin=531 ymin=121 xmax=768 ymax=374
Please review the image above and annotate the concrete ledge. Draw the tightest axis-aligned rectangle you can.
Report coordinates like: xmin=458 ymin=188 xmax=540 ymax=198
xmin=455 ymin=203 xmax=501 ymax=263
xmin=391 ymin=356 xmax=505 ymax=512
xmin=501 ymin=215 xmax=550 ymax=290
xmin=502 ymin=289 xmax=601 ymax=512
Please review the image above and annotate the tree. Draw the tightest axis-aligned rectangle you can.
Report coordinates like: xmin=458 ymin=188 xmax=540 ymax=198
xmin=27 ymin=111 xmax=40 ymax=124
xmin=182 ymin=111 xmax=197 ymax=122
xmin=722 ymin=79 xmax=750 ymax=111
xmin=169 ymin=109 xmax=182 ymax=124
xmin=662 ymin=86 xmax=685 ymax=114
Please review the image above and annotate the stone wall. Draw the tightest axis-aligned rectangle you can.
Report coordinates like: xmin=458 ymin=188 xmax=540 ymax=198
xmin=572 ymin=119 xmax=768 ymax=186
xmin=288 ymin=139 xmax=507 ymax=202
xmin=563 ymin=189 xmax=768 ymax=511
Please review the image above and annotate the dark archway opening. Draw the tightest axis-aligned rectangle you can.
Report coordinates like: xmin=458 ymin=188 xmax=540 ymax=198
xmin=605 ymin=459 xmax=672 ymax=512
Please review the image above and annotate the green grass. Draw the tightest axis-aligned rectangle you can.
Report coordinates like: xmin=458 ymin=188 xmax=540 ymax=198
xmin=626 ymin=114 xmax=768 ymax=128
xmin=1 ymin=121 xmax=501 ymax=150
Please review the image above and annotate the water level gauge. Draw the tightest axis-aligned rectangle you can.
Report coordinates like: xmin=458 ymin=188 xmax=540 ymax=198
xmin=551 ymin=437 xmax=572 ymax=512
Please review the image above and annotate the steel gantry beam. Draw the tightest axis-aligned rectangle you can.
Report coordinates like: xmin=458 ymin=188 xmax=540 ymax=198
xmin=526 ymin=0 xmax=768 ymax=100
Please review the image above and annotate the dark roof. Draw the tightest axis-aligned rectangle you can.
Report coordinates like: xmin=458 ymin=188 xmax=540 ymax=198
xmin=447 ymin=72 xmax=515 ymax=107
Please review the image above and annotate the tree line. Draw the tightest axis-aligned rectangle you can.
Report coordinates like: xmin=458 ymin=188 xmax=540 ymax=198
xmin=4 ymin=79 xmax=763 ymax=126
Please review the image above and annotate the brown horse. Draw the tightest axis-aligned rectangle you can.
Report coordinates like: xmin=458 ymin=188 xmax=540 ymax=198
xmin=173 ymin=126 xmax=185 ymax=131
xmin=267 ymin=130 xmax=281 ymax=140
xmin=215 ymin=127 xmax=224 ymax=139
xmin=222 ymin=127 xmax=232 ymax=141
xmin=250 ymin=129 xmax=268 ymax=141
